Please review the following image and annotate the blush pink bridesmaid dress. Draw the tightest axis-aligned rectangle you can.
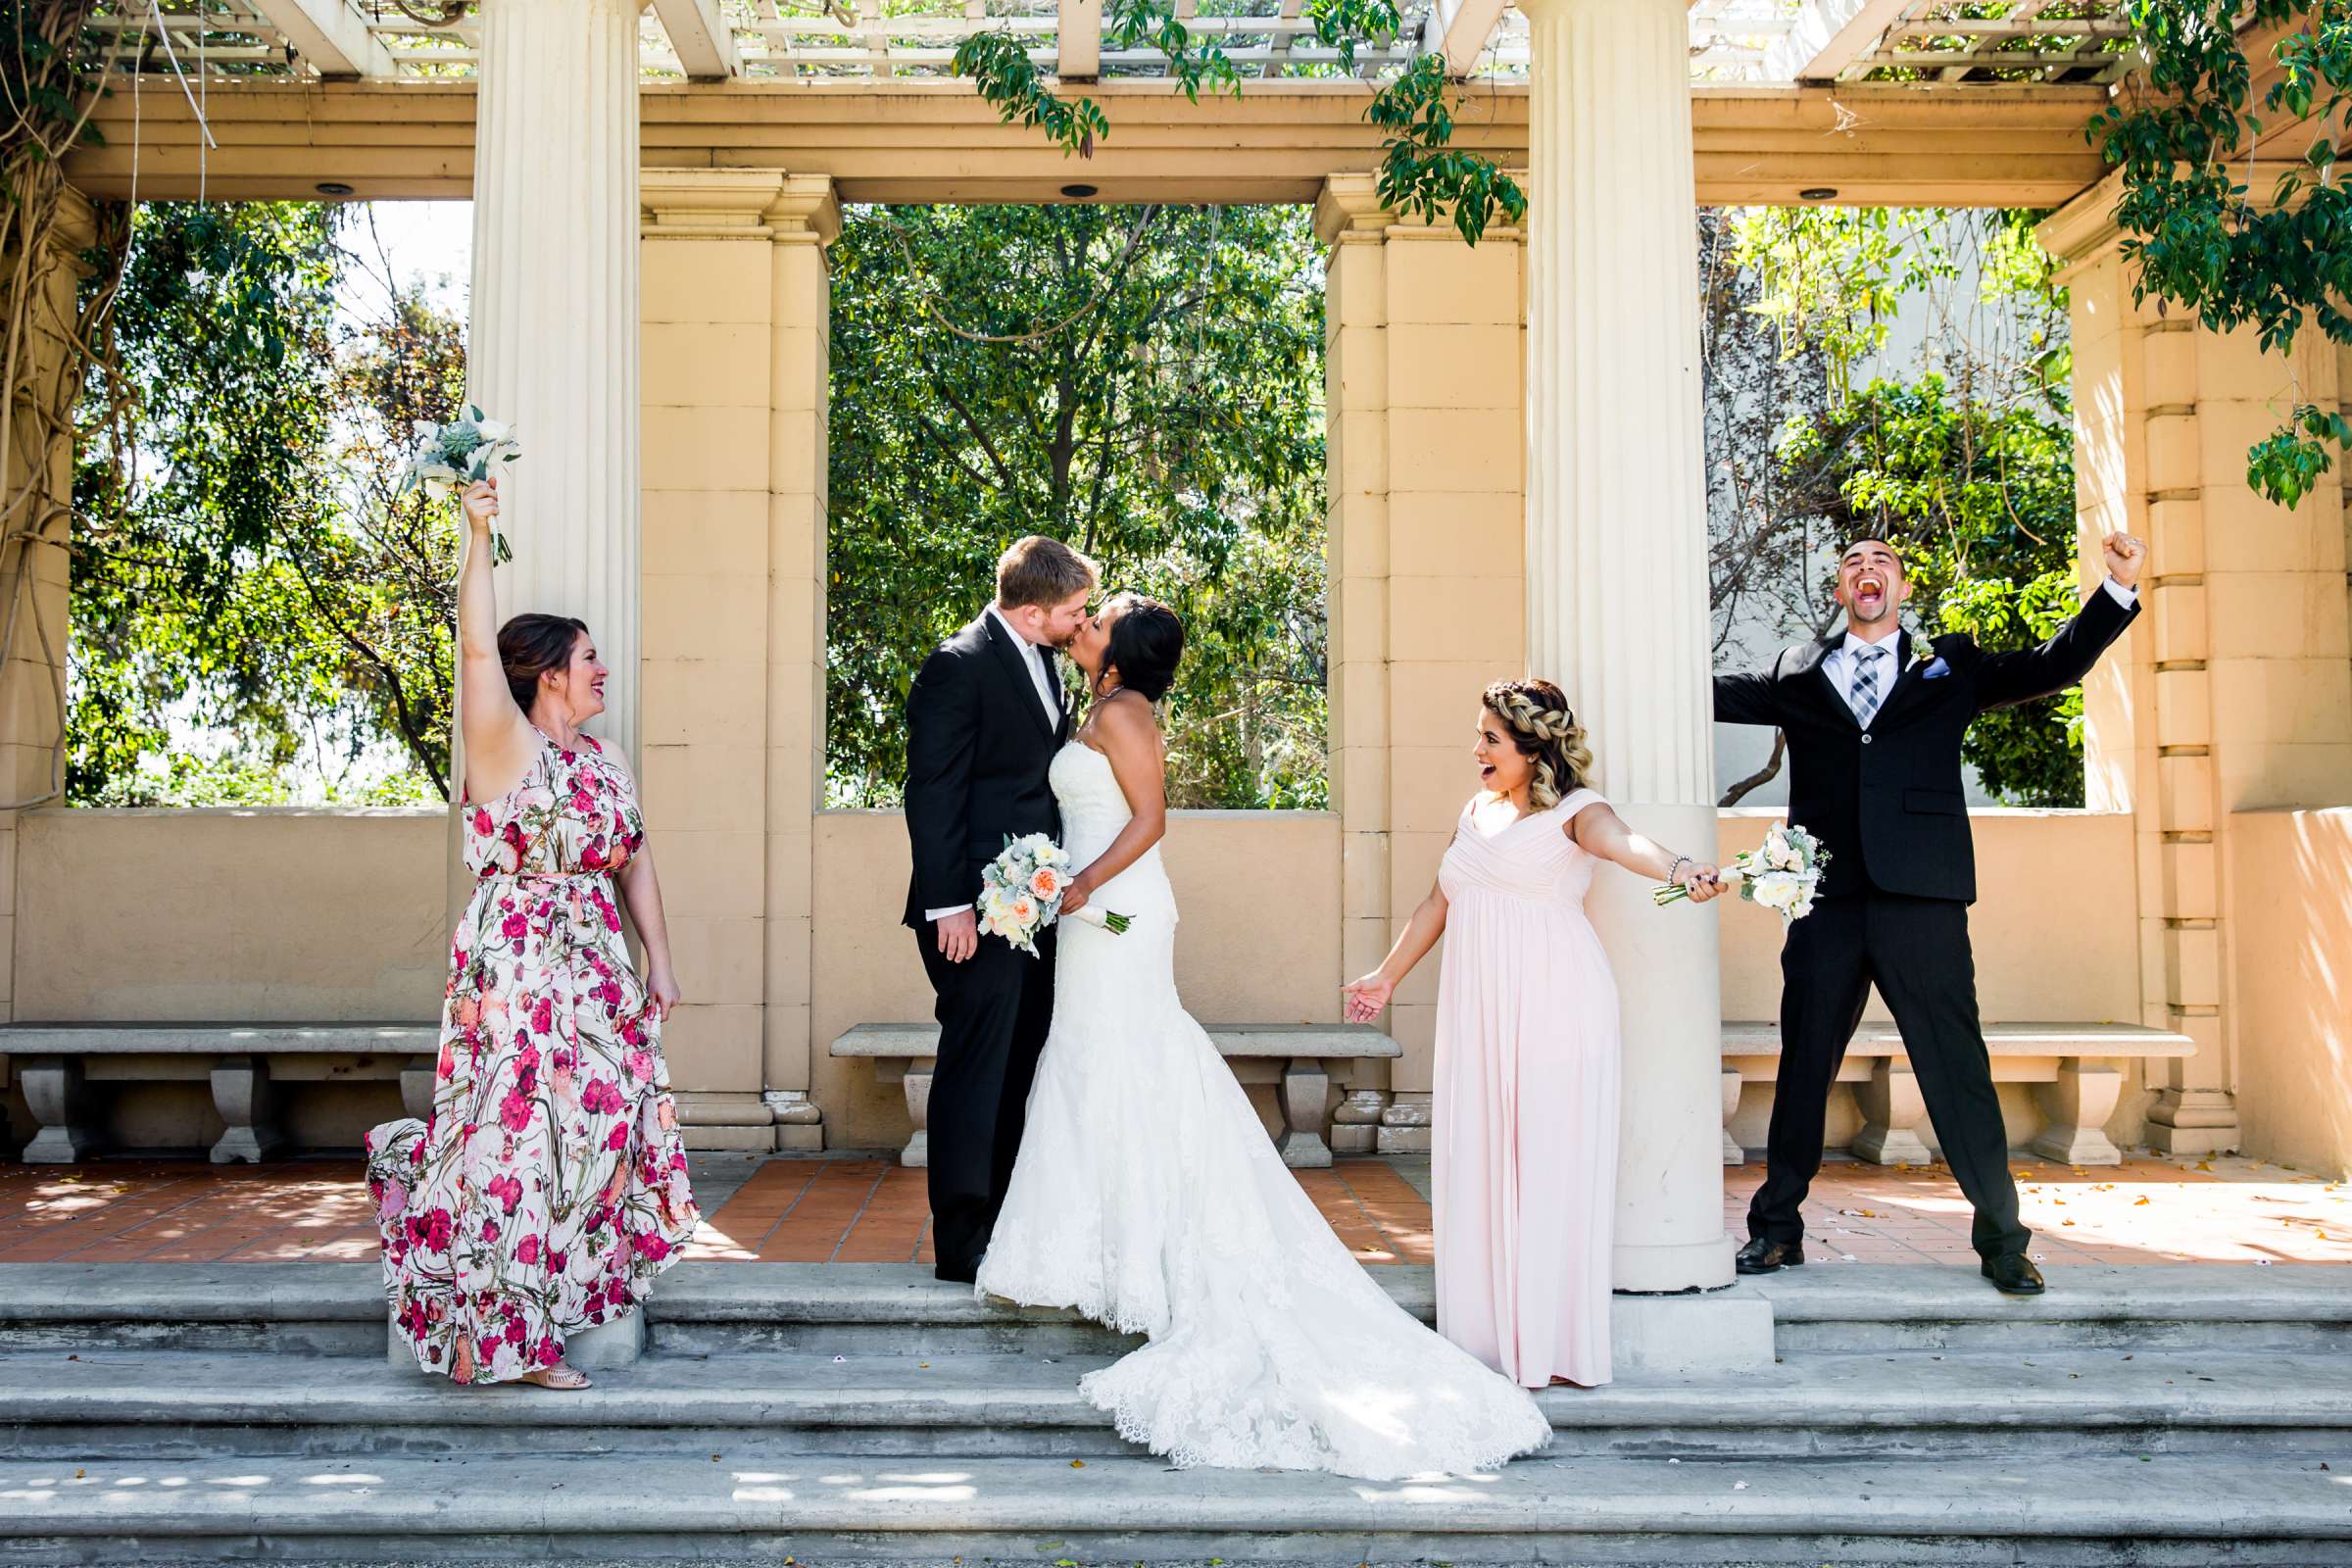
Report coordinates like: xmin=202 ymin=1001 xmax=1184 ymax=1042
xmin=1432 ymin=787 xmax=1621 ymax=1389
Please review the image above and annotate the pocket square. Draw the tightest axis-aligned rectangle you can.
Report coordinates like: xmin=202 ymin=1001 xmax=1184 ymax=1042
xmin=1923 ymin=658 xmax=1952 ymax=679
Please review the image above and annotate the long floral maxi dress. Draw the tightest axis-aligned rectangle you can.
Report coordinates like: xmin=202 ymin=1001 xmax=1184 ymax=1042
xmin=367 ymin=734 xmax=699 ymax=1384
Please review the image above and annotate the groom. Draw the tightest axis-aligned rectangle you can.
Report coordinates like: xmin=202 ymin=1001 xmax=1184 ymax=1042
xmin=1714 ymin=530 xmax=2145 ymax=1296
xmin=902 ymin=535 xmax=1099 ymax=1283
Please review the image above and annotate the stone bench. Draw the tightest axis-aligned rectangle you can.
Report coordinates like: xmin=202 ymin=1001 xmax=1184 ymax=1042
xmin=1 ymin=1024 xmax=439 ymax=1165
xmin=832 ymin=1022 xmax=1401 ymax=1169
xmin=1720 ymin=1021 xmax=2197 ymax=1168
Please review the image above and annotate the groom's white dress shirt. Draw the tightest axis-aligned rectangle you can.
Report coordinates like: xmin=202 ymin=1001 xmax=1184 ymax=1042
xmin=923 ymin=605 xmax=1063 ymax=923
xmin=1823 ymin=577 xmax=2137 ymax=729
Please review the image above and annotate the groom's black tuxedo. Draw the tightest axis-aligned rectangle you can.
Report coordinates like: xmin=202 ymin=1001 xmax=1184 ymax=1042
xmin=1715 ymin=586 xmax=2139 ymax=1261
xmin=903 ymin=612 xmax=1070 ymax=1279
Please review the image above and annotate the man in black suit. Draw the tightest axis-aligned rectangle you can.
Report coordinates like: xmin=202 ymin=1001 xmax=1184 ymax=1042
xmin=1714 ymin=531 xmax=2146 ymax=1295
xmin=903 ymin=536 xmax=1099 ymax=1283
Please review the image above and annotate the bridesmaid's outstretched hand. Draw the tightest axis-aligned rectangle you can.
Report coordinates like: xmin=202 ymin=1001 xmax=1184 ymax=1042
xmin=1342 ymin=973 xmax=1394 ymax=1024
xmin=463 ymin=475 xmax=499 ymax=535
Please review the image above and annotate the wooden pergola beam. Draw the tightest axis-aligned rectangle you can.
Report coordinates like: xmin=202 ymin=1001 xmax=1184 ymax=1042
xmin=1767 ymin=0 xmax=1915 ymax=83
xmin=1421 ymin=0 xmax=1511 ymax=79
xmin=248 ymin=0 xmax=397 ymax=81
xmin=651 ymin=0 xmax=743 ymax=81
xmin=62 ymin=80 xmax=2111 ymax=210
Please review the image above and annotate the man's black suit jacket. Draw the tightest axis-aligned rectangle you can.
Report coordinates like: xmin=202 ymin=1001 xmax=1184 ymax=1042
xmin=902 ymin=613 xmax=1069 ymax=929
xmin=1712 ymin=588 xmax=2139 ymax=904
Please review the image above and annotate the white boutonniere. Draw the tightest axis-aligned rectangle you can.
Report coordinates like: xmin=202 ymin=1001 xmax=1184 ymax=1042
xmin=1907 ymin=636 xmax=1950 ymax=680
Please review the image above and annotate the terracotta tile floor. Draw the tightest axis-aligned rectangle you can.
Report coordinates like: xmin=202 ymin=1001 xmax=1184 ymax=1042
xmin=0 ymin=1152 xmax=2345 ymax=1268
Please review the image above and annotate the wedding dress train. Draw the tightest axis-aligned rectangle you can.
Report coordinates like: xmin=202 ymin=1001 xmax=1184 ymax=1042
xmin=975 ymin=741 xmax=1552 ymax=1480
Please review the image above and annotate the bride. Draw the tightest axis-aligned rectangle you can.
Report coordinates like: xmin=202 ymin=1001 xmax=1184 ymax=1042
xmin=976 ymin=592 xmax=1552 ymax=1480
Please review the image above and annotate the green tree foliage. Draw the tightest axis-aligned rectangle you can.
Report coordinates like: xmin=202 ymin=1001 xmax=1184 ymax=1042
xmin=2088 ymin=0 xmax=2352 ymax=506
xmin=71 ymin=202 xmax=463 ymax=805
xmin=1779 ymin=376 xmax=2087 ymax=807
xmin=1721 ymin=205 xmax=2087 ymax=806
xmin=827 ymin=202 xmax=1328 ymax=809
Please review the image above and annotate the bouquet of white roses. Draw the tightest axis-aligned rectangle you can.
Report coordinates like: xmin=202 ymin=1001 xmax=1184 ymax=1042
xmin=401 ymin=404 xmax=519 ymax=564
xmin=1653 ymin=820 xmax=1829 ymax=927
xmin=979 ymin=832 xmax=1131 ymax=957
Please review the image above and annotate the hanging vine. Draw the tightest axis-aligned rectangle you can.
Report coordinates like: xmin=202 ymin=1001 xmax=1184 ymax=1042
xmin=3 ymin=0 xmax=130 ymax=810
xmin=2087 ymin=0 xmax=2352 ymax=507
xmin=953 ymin=0 xmax=1525 ymax=246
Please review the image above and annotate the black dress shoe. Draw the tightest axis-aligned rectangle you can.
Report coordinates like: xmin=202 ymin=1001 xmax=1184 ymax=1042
xmin=1735 ymin=1238 xmax=1804 ymax=1274
xmin=934 ymin=1259 xmax=979 ymax=1285
xmin=1982 ymin=1253 xmax=2045 ymax=1295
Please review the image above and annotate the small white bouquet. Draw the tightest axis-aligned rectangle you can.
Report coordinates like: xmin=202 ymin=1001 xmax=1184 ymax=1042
xmin=979 ymin=832 xmax=1131 ymax=956
xmin=1653 ymin=820 xmax=1830 ymax=927
xmin=401 ymin=404 xmax=519 ymax=564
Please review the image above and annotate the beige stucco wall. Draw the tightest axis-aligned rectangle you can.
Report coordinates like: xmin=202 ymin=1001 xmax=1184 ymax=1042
xmin=12 ymin=808 xmax=445 ymax=1021
xmin=1717 ymin=808 xmax=2142 ymax=1024
xmin=2227 ymin=808 xmax=2352 ymax=1179
xmin=808 ymin=808 xmax=1343 ymax=1150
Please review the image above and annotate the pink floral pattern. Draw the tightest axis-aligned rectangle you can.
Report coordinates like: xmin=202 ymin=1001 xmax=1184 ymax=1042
xmin=367 ymin=735 xmax=698 ymax=1384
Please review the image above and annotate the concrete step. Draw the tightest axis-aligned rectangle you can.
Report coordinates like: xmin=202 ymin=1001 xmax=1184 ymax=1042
xmin=6 ymin=1346 xmax=2349 ymax=1462
xmin=0 ymin=1264 xmax=383 ymax=1356
xmin=6 ymin=1263 xmax=2345 ymax=1359
xmin=1751 ymin=1262 xmax=2352 ymax=1352
xmin=3 ymin=1448 xmax=2348 ymax=1566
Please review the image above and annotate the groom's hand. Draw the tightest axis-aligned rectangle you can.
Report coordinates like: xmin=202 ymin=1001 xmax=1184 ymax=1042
xmin=936 ymin=908 xmax=979 ymax=963
xmin=2102 ymin=529 xmax=2146 ymax=589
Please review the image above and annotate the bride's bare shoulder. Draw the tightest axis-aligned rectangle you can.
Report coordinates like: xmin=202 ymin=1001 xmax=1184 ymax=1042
xmin=1089 ymin=690 xmax=1165 ymax=761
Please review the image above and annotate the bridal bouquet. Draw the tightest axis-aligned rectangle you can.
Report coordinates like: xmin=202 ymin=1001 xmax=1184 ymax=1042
xmin=1653 ymin=820 xmax=1829 ymax=927
xmin=401 ymin=405 xmax=519 ymax=565
xmin=980 ymin=833 xmax=1131 ymax=956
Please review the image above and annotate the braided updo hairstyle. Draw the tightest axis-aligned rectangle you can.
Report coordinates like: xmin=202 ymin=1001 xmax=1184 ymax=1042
xmin=1481 ymin=678 xmax=1594 ymax=811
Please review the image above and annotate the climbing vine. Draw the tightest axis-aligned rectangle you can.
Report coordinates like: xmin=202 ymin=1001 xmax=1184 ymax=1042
xmin=2 ymin=0 xmax=127 ymax=809
xmin=953 ymin=0 xmax=1526 ymax=246
xmin=2087 ymin=0 xmax=2352 ymax=506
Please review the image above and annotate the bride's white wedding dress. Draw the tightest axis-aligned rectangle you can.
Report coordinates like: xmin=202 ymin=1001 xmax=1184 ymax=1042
xmin=976 ymin=741 xmax=1553 ymax=1480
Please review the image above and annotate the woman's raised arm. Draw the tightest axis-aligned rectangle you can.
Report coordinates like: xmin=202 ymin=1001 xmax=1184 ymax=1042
xmin=456 ymin=478 xmax=536 ymax=803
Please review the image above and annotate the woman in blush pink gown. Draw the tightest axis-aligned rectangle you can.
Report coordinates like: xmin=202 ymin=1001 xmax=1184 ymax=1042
xmin=1344 ymin=679 xmax=1723 ymax=1389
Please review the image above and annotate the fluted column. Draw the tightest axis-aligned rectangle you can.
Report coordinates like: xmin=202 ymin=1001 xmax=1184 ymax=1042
xmin=466 ymin=0 xmax=644 ymax=758
xmin=1521 ymin=0 xmax=1734 ymax=1297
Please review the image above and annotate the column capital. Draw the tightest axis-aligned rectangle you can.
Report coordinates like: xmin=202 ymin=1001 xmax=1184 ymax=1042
xmin=642 ymin=170 xmax=792 ymax=237
xmin=1313 ymin=172 xmax=1527 ymax=246
xmin=2036 ymin=169 xmax=2125 ymax=279
xmin=1314 ymin=174 xmax=1390 ymax=245
xmin=765 ymin=173 xmax=842 ymax=249
xmin=48 ymin=185 xmax=101 ymax=260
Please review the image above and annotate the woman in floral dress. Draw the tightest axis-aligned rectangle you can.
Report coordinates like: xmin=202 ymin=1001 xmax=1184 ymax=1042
xmin=368 ymin=476 xmax=698 ymax=1390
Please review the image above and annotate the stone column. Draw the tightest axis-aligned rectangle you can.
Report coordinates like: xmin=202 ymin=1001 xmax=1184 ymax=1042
xmin=760 ymin=175 xmax=838 ymax=1152
xmin=2045 ymin=184 xmax=2352 ymax=1155
xmin=1315 ymin=174 xmax=1526 ymax=1154
xmin=466 ymin=0 xmax=645 ymax=757
xmin=636 ymin=170 xmax=837 ymax=1152
xmin=1520 ymin=0 xmax=1737 ymax=1299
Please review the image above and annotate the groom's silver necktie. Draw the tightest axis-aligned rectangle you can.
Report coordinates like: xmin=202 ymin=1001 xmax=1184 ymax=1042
xmin=1849 ymin=645 xmax=1886 ymax=728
